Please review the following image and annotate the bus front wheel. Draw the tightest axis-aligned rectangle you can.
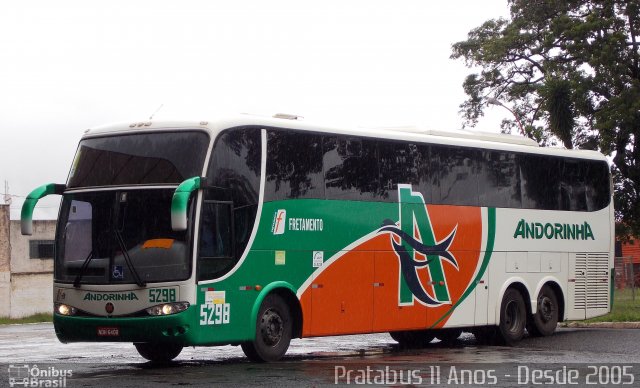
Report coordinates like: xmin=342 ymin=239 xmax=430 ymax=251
xmin=528 ymin=285 xmax=559 ymax=337
xmin=134 ymin=342 xmax=182 ymax=363
xmin=497 ymin=288 xmax=526 ymax=345
xmin=242 ymin=294 xmax=292 ymax=362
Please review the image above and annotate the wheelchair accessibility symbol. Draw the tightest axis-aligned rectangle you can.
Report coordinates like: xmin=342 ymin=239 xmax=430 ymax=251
xmin=112 ymin=265 xmax=124 ymax=280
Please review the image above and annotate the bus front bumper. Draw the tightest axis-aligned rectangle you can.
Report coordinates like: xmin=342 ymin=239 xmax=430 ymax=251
xmin=53 ymin=309 xmax=196 ymax=344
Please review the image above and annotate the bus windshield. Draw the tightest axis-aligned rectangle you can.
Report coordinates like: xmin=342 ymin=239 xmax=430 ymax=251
xmin=55 ymin=189 xmax=192 ymax=284
xmin=67 ymin=131 xmax=209 ymax=188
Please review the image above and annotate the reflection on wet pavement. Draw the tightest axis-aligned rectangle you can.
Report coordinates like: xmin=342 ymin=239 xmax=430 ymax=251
xmin=1 ymin=323 xmax=639 ymax=387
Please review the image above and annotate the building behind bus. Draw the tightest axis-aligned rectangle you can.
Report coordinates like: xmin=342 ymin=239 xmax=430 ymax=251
xmin=0 ymin=203 xmax=56 ymax=318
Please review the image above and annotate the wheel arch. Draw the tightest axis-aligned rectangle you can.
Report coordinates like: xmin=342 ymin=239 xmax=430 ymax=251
xmin=533 ymin=278 xmax=566 ymax=322
xmin=250 ymin=281 xmax=303 ymax=339
xmin=495 ymin=277 xmax=532 ymax=324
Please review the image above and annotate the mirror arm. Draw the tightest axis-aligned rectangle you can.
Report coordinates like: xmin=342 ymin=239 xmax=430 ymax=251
xmin=171 ymin=176 xmax=203 ymax=231
xmin=21 ymin=183 xmax=66 ymax=235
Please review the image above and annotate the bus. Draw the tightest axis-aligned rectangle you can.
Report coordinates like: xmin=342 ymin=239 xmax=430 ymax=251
xmin=21 ymin=115 xmax=613 ymax=363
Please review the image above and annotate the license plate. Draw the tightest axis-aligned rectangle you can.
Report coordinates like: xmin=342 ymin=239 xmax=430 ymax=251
xmin=97 ymin=326 xmax=120 ymax=337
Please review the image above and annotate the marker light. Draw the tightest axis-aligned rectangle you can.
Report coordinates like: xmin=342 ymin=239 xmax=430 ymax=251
xmin=146 ymin=302 xmax=190 ymax=316
xmin=55 ymin=303 xmax=77 ymax=316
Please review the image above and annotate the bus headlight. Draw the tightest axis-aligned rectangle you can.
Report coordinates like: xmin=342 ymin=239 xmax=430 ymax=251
xmin=146 ymin=302 xmax=190 ymax=316
xmin=55 ymin=303 xmax=77 ymax=316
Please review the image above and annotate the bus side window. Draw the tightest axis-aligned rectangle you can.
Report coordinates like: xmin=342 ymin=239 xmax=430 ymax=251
xmin=233 ymin=203 xmax=257 ymax=260
xmin=265 ymin=130 xmax=324 ymax=201
xmin=561 ymin=159 xmax=587 ymax=211
xmin=378 ymin=141 xmax=426 ymax=202
xmin=431 ymin=145 xmax=479 ymax=206
xmin=520 ymin=154 xmax=561 ymax=210
xmin=198 ymin=201 xmax=234 ymax=281
xmin=206 ymin=127 xmax=261 ymax=267
xmin=324 ymin=136 xmax=380 ymax=200
xmin=478 ymin=150 xmax=522 ymax=208
xmin=585 ymin=161 xmax=610 ymax=211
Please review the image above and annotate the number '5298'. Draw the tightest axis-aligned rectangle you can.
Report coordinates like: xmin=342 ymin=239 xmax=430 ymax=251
xmin=200 ymin=304 xmax=230 ymax=325
xmin=148 ymin=288 xmax=176 ymax=303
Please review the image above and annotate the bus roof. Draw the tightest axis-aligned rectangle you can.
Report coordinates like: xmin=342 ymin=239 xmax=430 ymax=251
xmin=85 ymin=114 xmax=607 ymax=162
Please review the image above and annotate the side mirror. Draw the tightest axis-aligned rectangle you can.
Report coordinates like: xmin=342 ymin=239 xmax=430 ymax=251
xmin=171 ymin=177 xmax=202 ymax=231
xmin=21 ymin=183 xmax=65 ymax=235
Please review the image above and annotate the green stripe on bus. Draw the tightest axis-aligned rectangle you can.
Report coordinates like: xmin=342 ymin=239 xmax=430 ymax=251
xmin=430 ymin=207 xmax=496 ymax=328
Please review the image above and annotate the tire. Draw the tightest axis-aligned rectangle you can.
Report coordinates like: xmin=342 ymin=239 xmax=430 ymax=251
xmin=528 ymin=285 xmax=559 ymax=337
xmin=497 ymin=288 xmax=526 ymax=346
xmin=435 ymin=328 xmax=462 ymax=345
xmin=389 ymin=330 xmax=435 ymax=348
xmin=241 ymin=294 xmax=292 ymax=362
xmin=134 ymin=342 xmax=183 ymax=363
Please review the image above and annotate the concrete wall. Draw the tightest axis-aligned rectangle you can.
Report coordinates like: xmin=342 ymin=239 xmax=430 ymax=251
xmin=11 ymin=273 xmax=54 ymax=317
xmin=10 ymin=220 xmax=55 ymax=274
xmin=0 ymin=213 xmax=57 ymax=318
xmin=8 ymin=220 xmax=56 ymax=318
xmin=0 ymin=205 xmax=10 ymax=317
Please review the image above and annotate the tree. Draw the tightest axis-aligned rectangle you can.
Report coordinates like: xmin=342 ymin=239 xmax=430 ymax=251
xmin=451 ymin=0 xmax=640 ymax=237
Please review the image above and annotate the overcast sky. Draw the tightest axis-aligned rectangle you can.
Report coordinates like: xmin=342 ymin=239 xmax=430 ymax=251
xmin=0 ymin=0 xmax=511 ymax=220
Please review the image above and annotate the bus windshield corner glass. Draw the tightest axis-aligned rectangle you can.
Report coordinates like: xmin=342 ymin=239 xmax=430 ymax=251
xmin=67 ymin=131 xmax=210 ymax=188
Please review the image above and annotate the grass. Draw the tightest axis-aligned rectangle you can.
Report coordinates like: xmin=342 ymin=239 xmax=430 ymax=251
xmin=0 ymin=313 xmax=53 ymax=325
xmin=584 ymin=288 xmax=640 ymax=323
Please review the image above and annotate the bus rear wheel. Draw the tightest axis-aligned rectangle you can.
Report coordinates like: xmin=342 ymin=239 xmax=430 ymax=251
xmin=389 ymin=330 xmax=435 ymax=348
xmin=241 ymin=294 xmax=292 ymax=362
xmin=528 ymin=285 xmax=559 ymax=337
xmin=134 ymin=342 xmax=183 ymax=363
xmin=497 ymin=288 xmax=526 ymax=345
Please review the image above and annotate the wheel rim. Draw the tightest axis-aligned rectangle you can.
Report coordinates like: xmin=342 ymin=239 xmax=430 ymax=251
xmin=260 ymin=308 xmax=283 ymax=347
xmin=538 ymin=295 xmax=554 ymax=322
xmin=504 ymin=300 xmax=522 ymax=334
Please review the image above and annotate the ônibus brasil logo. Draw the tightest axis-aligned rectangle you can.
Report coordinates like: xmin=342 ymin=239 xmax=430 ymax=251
xmin=379 ymin=184 xmax=458 ymax=307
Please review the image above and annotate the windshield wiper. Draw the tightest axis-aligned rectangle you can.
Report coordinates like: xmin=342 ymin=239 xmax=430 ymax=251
xmin=114 ymin=230 xmax=146 ymax=287
xmin=73 ymin=250 xmax=94 ymax=288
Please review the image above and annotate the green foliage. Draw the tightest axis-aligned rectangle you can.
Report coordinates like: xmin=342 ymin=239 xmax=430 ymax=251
xmin=541 ymin=78 xmax=575 ymax=149
xmin=451 ymin=0 xmax=640 ymax=236
xmin=0 ymin=313 xmax=52 ymax=325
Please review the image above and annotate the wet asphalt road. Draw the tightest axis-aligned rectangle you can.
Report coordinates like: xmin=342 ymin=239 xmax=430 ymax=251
xmin=1 ymin=323 xmax=639 ymax=387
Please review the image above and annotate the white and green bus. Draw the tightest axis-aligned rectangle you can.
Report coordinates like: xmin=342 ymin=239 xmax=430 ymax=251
xmin=22 ymin=115 xmax=613 ymax=363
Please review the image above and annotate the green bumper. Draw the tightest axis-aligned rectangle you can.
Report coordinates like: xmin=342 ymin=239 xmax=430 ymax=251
xmin=54 ymin=308 xmax=197 ymax=344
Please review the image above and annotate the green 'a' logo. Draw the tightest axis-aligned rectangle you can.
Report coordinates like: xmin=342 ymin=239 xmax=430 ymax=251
xmin=379 ymin=184 xmax=458 ymax=307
